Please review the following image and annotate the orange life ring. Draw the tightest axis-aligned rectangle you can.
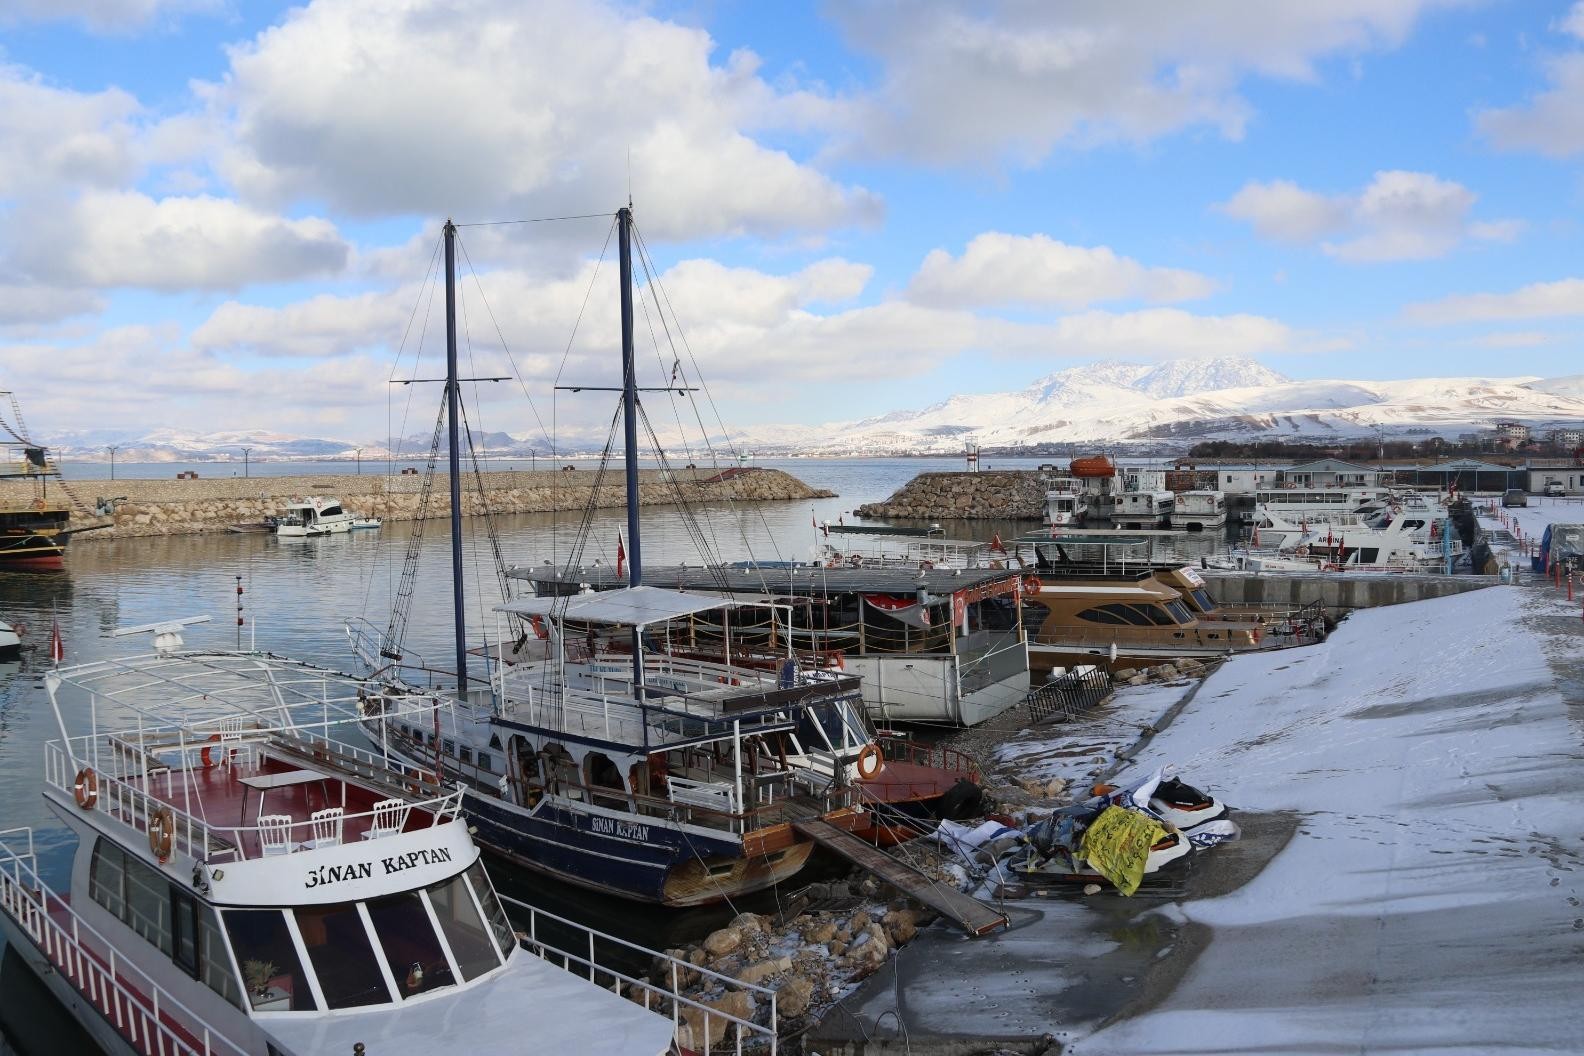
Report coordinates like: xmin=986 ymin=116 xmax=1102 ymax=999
xmin=73 ymin=767 xmax=99 ymax=810
xmin=200 ymin=732 xmax=223 ymax=768
xmin=848 ymin=554 xmax=863 ymax=568
xmin=856 ymin=744 xmax=883 ymax=780
xmin=829 ymin=654 xmax=846 ymax=671
xmin=32 ymin=498 xmax=45 ymax=511
xmin=1022 ymin=575 xmax=1042 ymax=595
xmin=148 ymin=806 xmax=175 ymax=862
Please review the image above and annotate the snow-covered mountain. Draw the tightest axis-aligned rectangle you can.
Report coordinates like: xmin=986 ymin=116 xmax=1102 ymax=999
xmin=736 ymin=356 xmax=1584 ymax=454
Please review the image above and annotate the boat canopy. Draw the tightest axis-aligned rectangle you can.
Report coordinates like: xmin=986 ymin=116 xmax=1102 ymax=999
xmin=496 ymin=584 xmax=735 ymax=626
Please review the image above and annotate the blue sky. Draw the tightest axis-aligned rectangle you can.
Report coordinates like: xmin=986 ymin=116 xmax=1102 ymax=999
xmin=2 ymin=1 xmax=1584 ymax=445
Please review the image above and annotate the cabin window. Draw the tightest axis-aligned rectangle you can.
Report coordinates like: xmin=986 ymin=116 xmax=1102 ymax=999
xmin=1076 ymin=607 xmax=1127 ymax=626
xmin=477 ymin=751 xmax=493 ymax=772
xmin=365 ymin=891 xmax=454 ymax=998
xmin=171 ymin=889 xmax=199 ymax=976
xmin=223 ymin=909 xmax=317 ymax=1011
xmin=584 ymin=752 xmax=628 ymax=808
xmin=88 ymin=837 xmax=127 ymax=920
xmin=1125 ymin=605 xmax=1174 ymax=627
xmin=1361 ymin=548 xmax=1380 ymax=563
xmin=427 ymin=875 xmax=502 ymax=981
xmin=293 ymin=903 xmax=391 ymax=1009
xmin=488 ymin=733 xmax=502 ymax=750
xmin=465 ymin=860 xmax=518 ymax=957
xmin=199 ymin=905 xmax=244 ymax=1008
xmin=459 ymin=746 xmax=473 ymax=765
xmin=1187 ymin=588 xmax=1216 ymax=612
xmin=1163 ymin=601 xmax=1194 ymax=624
xmin=322 ymin=505 xmax=343 ymax=517
xmin=125 ymin=850 xmax=174 ymax=958
xmin=443 ymin=738 xmax=456 ymax=757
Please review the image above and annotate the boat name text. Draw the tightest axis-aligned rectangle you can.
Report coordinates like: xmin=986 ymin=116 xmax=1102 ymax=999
xmin=590 ymin=816 xmax=650 ymax=841
xmin=303 ymin=847 xmax=454 ymax=889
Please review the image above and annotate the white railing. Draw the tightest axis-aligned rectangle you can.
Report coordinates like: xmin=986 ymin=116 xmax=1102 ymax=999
xmin=0 ymin=828 xmax=249 ymax=1056
xmin=666 ymin=776 xmax=739 ymax=815
xmin=500 ymin=895 xmax=778 ymax=1056
xmin=43 ymin=738 xmax=464 ymax=863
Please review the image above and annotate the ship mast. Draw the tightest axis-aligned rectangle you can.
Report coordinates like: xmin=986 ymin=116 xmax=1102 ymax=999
xmin=444 ymin=220 xmax=469 ymax=696
xmin=617 ymin=206 xmax=646 ymax=695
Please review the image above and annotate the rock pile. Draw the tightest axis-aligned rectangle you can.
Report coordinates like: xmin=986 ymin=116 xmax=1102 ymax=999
xmin=1111 ymin=657 xmax=1208 ymax=686
xmin=854 ymin=471 xmax=1048 ymax=520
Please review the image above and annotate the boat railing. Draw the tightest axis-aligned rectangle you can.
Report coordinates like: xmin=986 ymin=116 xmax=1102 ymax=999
xmin=872 ymin=734 xmax=981 ymax=779
xmin=666 ymin=775 xmax=738 ymax=815
xmin=43 ymin=737 xmax=464 ymax=862
xmin=0 ymin=827 xmax=250 ymax=1056
xmin=499 ymin=893 xmax=778 ymax=1055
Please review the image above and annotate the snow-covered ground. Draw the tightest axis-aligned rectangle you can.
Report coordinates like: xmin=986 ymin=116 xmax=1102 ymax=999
xmin=1072 ymin=583 xmax=1583 ymax=1054
xmin=817 ymin=573 xmax=1583 ymax=1054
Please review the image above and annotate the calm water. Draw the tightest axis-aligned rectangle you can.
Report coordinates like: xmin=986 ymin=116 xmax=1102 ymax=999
xmin=0 ymin=455 xmax=1228 ymax=1050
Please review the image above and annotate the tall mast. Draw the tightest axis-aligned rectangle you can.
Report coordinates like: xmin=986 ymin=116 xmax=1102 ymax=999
xmin=444 ymin=219 xmax=469 ymax=696
xmin=617 ymin=206 xmax=645 ymax=693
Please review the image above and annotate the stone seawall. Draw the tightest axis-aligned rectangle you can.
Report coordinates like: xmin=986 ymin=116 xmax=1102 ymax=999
xmin=6 ymin=467 xmax=833 ymax=542
xmin=855 ymin=471 xmax=1047 ymax=520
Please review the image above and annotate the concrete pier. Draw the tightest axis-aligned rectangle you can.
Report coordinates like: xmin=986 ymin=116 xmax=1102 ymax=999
xmin=3 ymin=467 xmax=833 ymax=542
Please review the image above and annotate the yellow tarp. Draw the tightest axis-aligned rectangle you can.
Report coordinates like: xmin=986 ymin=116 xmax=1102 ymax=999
xmin=1079 ymin=805 xmax=1167 ymax=896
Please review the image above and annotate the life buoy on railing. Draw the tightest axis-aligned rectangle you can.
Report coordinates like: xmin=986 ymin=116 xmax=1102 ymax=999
xmin=73 ymin=767 xmax=99 ymax=810
xmin=148 ymin=806 xmax=175 ymax=863
xmin=1022 ymin=575 xmax=1043 ymax=596
xmin=31 ymin=498 xmax=45 ymax=511
xmin=848 ymin=554 xmax=863 ymax=568
xmin=856 ymin=744 xmax=883 ymax=780
xmin=200 ymin=732 xmax=223 ymax=769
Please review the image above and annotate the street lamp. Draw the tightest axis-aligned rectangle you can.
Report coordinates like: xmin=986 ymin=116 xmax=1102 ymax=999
xmin=106 ymin=444 xmax=118 ymax=480
xmin=240 ymin=447 xmax=252 ymax=478
xmin=355 ymin=447 xmax=363 ymax=475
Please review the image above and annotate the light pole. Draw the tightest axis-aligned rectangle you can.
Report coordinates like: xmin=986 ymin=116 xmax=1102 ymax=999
xmin=531 ymin=449 xmax=536 ymax=473
xmin=241 ymin=447 xmax=252 ymax=478
xmin=106 ymin=444 xmax=118 ymax=480
xmin=355 ymin=447 xmax=363 ymax=475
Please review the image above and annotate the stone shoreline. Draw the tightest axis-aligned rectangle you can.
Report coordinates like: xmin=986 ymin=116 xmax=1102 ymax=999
xmin=6 ymin=467 xmax=833 ymax=542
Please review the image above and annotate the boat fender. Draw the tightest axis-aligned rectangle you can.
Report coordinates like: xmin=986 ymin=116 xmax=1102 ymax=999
xmin=148 ymin=806 xmax=175 ymax=863
xmin=32 ymin=498 xmax=45 ymax=511
xmin=200 ymin=732 xmax=224 ymax=769
xmin=73 ymin=767 xmax=99 ymax=810
xmin=1023 ymin=575 xmax=1043 ymax=595
xmin=856 ymin=744 xmax=883 ymax=780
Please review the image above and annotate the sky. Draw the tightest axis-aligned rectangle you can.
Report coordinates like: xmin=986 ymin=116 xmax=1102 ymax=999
xmin=3 ymin=0 xmax=1584 ymax=449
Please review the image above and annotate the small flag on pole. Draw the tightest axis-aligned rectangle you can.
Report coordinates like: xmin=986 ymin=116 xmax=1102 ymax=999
xmin=616 ymin=533 xmax=627 ymax=579
xmin=50 ymin=609 xmax=65 ymax=665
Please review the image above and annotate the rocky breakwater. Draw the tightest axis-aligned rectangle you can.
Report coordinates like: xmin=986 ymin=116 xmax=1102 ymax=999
xmin=10 ymin=466 xmax=833 ymax=542
xmin=855 ymin=470 xmax=1047 ymax=521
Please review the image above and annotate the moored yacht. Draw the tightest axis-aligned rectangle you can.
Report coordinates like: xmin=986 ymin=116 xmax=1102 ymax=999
xmin=0 ymin=642 xmax=680 ymax=1056
xmin=275 ymin=497 xmax=358 ymax=537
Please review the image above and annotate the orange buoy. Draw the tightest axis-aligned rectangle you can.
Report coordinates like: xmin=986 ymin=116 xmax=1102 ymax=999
xmin=73 ymin=768 xmax=99 ymax=810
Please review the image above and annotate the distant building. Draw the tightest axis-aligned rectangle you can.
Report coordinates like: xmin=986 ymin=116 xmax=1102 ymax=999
xmin=1279 ymin=458 xmax=1385 ymax=489
xmin=1494 ymin=421 xmax=1531 ymax=445
xmin=1549 ymin=427 xmax=1584 ymax=449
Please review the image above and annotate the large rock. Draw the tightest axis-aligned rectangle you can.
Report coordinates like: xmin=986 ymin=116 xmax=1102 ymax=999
xmin=802 ymin=919 xmax=837 ymax=944
xmin=677 ymin=990 xmax=756 ymax=1051
xmin=776 ymin=974 xmax=816 ymax=1018
xmin=882 ymin=908 xmax=919 ymax=946
xmin=735 ymin=956 xmax=791 ymax=985
xmin=702 ymin=926 xmax=744 ymax=959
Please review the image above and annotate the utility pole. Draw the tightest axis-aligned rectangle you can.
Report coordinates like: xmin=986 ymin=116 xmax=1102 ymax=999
xmin=355 ymin=447 xmax=363 ymax=475
xmin=106 ymin=445 xmax=118 ymax=480
xmin=241 ymin=447 xmax=252 ymax=478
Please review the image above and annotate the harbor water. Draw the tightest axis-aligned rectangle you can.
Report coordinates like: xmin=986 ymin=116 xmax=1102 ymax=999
xmin=0 ymin=456 xmax=1228 ymax=1052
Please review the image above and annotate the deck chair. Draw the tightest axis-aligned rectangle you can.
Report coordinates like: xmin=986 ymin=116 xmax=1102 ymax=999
xmin=361 ymin=799 xmax=410 ymax=840
xmin=302 ymin=807 xmax=344 ymax=849
xmin=259 ymin=814 xmax=295 ymax=857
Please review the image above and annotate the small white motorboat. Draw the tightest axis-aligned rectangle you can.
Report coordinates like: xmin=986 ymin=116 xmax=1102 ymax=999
xmin=275 ymin=496 xmax=357 ymax=536
xmin=350 ymin=517 xmax=383 ymax=530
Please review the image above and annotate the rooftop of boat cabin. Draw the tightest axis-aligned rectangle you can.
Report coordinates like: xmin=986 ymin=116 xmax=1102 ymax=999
xmin=505 ymin=563 xmax=1022 ymax=598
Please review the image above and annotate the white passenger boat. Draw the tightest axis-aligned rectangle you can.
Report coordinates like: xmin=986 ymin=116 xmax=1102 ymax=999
xmin=0 ymin=630 xmax=708 ymax=1056
xmin=1044 ymin=478 xmax=1088 ymax=527
xmin=1171 ymin=490 xmax=1226 ymax=531
xmin=275 ymin=497 xmax=357 ymax=537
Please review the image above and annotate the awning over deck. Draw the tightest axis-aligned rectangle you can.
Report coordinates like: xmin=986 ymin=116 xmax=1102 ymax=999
xmin=496 ymin=584 xmax=735 ymax=626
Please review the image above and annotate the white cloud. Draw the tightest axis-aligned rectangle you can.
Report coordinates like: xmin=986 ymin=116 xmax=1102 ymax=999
xmin=0 ymin=64 xmax=141 ymax=196
xmin=1219 ymin=180 xmax=1351 ymax=241
xmin=18 ymin=191 xmax=349 ymax=290
xmin=1477 ymin=53 xmax=1584 ymax=157
xmin=1012 ymin=307 xmax=1292 ymax=360
xmin=829 ymin=1 xmax=1453 ymax=165
xmin=0 ymin=0 xmax=219 ymax=32
xmin=1404 ymin=278 xmax=1584 ymax=324
xmin=907 ymin=233 xmax=1215 ymax=310
xmin=204 ymin=0 xmax=878 ymax=240
xmin=1220 ymin=171 xmax=1520 ymax=262
xmin=0 ymin=284 xmax=105 ymax=328
xmin=1565 ymin=2 xmax=1584 ymax=40
xmin=1468 ymin=331 xmax=1552 ymax=348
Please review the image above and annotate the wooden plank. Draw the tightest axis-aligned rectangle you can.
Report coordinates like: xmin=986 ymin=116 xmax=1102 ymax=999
xmin=792 ymin=818 xmax=1008 ymax=937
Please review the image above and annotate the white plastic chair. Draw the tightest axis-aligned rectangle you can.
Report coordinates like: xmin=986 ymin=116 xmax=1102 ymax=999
xmin=302 ymin=807 xmax=344 ymax=849
xmin=361 ymin=799 xmax=410 ymax=840
xmin=259 ymin=814 xmax=295 ymax=857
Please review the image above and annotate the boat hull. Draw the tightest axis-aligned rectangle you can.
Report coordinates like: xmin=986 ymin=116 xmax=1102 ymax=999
xmin=0 ymin=914 xmax=144 ymax=1056
xmin=463 ymin=789 xmax=815 ymax=907
xmin=0 ymin=532 xmax=66 ymax=569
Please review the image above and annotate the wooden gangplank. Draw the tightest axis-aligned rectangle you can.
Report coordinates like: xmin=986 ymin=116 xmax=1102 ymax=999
xmin=792 ymin=817 xmax=1009 ymax=936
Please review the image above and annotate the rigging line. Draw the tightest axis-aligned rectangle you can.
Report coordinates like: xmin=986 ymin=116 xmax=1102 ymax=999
xmin=634 ymin=403 xmax=733 ymax=590
xmin=454 ymin=233 xmax=556 ymax=454
xmin=454 ymin=212 xmax=613 ymax=228
xmin=551 ymin=214 xmax=618 ymax=393
xmin=631 ymin=227 xmax=784 ymax=582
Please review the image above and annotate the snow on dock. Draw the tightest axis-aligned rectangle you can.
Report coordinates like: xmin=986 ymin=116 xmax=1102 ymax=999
xmin=815 ymin=578 xmax=1583 ymax=1053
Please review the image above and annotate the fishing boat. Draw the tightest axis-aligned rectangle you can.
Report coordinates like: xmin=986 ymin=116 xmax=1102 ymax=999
xmin=0 ymin=627 xmax=683 ymax=1056
xmin=1044 ymin=478 xmax=1088 ymax=527
xmin=274 ymin=498 xmax=357 ymax=537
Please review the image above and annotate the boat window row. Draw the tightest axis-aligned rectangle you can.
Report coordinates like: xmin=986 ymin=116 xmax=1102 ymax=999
xmin=392 ymin=722 xmax=494 ymax=771
xmin=88 ymin=838 xmax=244 ymax=1008
xmin=1075 ymin=601 xmax=1193 ymax=627
xmin=223 ymin=860 xmax=515 ymax=1012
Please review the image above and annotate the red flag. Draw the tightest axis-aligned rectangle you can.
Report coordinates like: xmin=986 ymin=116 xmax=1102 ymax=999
xmin=50 ymin=614 xmax=65 ymax=664
xmin=812 ymin=511 xmax=818 ymax=529
xmin=990 ymin=532 xmax=1007 ymax=554
xmin=616 ymin=533 xmax=626 ymax=579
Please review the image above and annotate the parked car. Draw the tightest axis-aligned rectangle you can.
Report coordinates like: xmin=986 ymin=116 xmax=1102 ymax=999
xmin=1503 ymin=488 xmax=1529 ymax=508
xmin=1543 ymin=481 xmax=1565 ymax=497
